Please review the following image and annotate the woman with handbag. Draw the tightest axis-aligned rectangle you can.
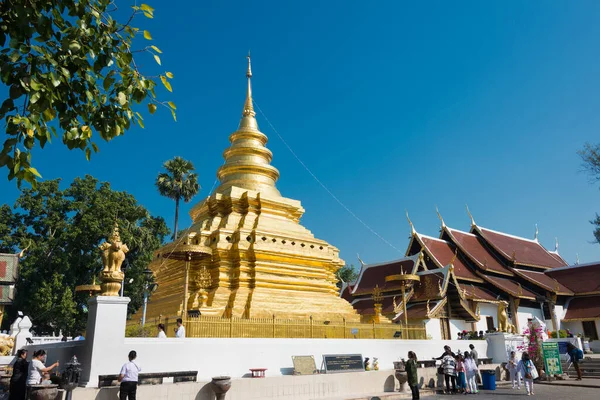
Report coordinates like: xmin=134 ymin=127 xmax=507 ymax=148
xmin=517 ymin=352 xmax=538 ymax=396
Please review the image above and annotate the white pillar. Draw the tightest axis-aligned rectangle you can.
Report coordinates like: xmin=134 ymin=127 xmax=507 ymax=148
xmin=80 ymin=296 xmax=130 ymax=388
xmin=13 ymin=316 xmax=33 ymax=354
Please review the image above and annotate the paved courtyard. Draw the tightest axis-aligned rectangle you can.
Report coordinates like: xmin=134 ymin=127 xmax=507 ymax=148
xmin=337 ymin=383 xmax=600 ymax=400
xmin=427 ymin=384 xmax=599 ymax=399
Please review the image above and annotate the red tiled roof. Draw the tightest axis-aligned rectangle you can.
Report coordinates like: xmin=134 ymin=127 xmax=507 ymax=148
xmin=446 ymin=228 xmax=513 ymax=276
xmin=393 ymin=302 xmax=432 ymax=321
xmin=418 ymin=235 xmax=481 ymax=282
xmin=512 ymin=269 xmax=573 ymax=295
xmin=545 ymin=263 xmax=600 ymax=295
xmin=482 ymin=274 xmax=538 ymax=299
xmin=461 ymin=284 xmax=499 ymax=302
xmin=475 ymin=227 xmax=568 ymax=269
xmin=564 ymin=296 xmax=600 ymax=321
xmin=352 ymin=295 xmax=397 ymax=315
xmin=350 ymin=257 xmax=418 ymax=296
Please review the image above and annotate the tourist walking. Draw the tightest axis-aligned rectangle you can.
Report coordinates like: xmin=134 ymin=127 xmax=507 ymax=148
xmin=566 ymin=343 xmax=583 ymax=380
xmin=175 ymin=318 xmax=186 ymax=338
xmin=157 ymin=324 xmax=167 ymax=338
xmin=405 ymin=351 xmax=420 ymax=400
xmin=517 ymin=352 xmax=538 ymax=396
xmin=9 ymin=349 xmax=28 ymax=400
xmin=118 ymin=350 xmax=141 ymax=400
xmin=455 ymin=354 xmax=466 ymax=393
xmin=464 ymin=351 xmax=479 ymax=394
xmin=27 ymin=350 xmax=59 ymax=393
xmin=507 ymin=351 xmax=521 ymax=389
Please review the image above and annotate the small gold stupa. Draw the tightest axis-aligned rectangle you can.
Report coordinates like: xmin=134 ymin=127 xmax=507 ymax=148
xmin=145 ymin=56 xmax=358 ymax=321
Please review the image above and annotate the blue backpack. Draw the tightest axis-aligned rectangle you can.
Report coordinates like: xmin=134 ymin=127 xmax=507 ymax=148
xmin=576 ymin=348 xmax=584 ymax=361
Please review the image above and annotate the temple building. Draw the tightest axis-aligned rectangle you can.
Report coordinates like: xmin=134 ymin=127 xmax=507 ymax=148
xmin=144 ymin=57 xmax=358 ymax=322
xmin=341 ymin=209 xmax=595 ymax=341
xmin=546 ymin=262 xmax=600 ymax=343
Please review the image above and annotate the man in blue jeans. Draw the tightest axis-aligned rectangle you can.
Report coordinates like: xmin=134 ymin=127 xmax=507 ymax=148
xmin=118 ymin=350 xmax=141 ymax=400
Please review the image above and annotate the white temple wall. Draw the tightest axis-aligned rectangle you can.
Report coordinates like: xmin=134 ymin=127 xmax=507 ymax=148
xmin=552 ymin=304 xmax=565 ymax=331
xmin=516 ymin=306 xmax=544 ymax=333
xmin=449 ymin=319 xmax=470 ymax=340
xmin=425 ymin=319 xmax=442 ymax=340
xmin=473 ymin=304 xmax=497 ymax=333
xmin=29 ymin=337 xmax=488 ymax=387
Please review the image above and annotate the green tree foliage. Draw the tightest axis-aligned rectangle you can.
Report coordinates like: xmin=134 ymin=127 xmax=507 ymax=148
xmin=0 ymin=175 xmax=169 ymax=334
xmin=578 ymin=143 xmax=600 ymax=243
xmin=0 ymin=1 xmax=176 ymax=186
xmin=336 ymin=264 xmax=359 ymax=290
xmin=155 ymin=157 xmax=199 ymax=240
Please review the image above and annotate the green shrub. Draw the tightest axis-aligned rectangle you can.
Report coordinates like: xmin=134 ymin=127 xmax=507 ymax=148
xmin=125 ymin=325 xmax=153 ymax=337
xmin=558 ymin=329 xmax=568 ymax=338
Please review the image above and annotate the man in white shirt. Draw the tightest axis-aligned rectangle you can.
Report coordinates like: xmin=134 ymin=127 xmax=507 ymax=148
xmin=175 ymin=318 xmax=186 ymax=338
xmin=118 ymin=350 xmax=141 ymax=400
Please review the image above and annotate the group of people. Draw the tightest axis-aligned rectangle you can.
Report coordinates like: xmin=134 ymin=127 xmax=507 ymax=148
xmin=435 ymin=344 xmax=480 ymax=395
xmin=156 ymin=318 xmax=185 ymax=338
xmin=9 ymin=349 xmax=60 ymax=400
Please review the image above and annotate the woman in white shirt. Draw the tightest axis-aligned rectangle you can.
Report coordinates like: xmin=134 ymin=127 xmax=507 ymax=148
xmin=157 ymin=324 xmax=167 ymax=338
xmin=27 ymin=350 xmax=59 ymax=387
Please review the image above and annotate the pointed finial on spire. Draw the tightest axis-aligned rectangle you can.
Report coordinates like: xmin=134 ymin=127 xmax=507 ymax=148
xmin=534 ymin=224 xmax=539 ymax=241
xmin=554 ymin=237 xmax=559 ymax=252
xmin=406 ymin=210 xmax=416 ymax=235
xmin=436 ymin=205 xmax=446 ymax=229
xmin=357 ymin=253 xmax=366 ymax=267
xmin=242 ymin=52 xmax=255 ymax=118
xmin=466 ymin=204 xmax=476 ymax=227
xmin=575 ymin=253 xmax=580 ymax=265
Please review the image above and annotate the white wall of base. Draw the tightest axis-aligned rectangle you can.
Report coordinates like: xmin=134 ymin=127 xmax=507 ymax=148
xmin=69 ymin=365 xmax=502 ymax=400
xmin=425 ymin=319 xmax=441 ymax=340
xmin=29 ymin=337 xmax=487 ymax=388
xmin=449 ymin=320 xmax=470 ymax=340
xmin=516 ymin=307 xmax=544 ymax=333
xmin=474 ymin=304 xmax=497 ymax=333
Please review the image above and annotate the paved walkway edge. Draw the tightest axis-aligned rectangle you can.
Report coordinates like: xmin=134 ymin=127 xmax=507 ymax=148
xmin=536 ymin=380 xmax=600 ymax=389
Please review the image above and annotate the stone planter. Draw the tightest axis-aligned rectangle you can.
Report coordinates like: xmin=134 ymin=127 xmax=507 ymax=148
xmin=394 ymin=361 xmax=408 ymax=392
xmin=28 ymin=384 xmax=59 ymax=400
xmin=210 ymin=376 xmax=231 ymax=400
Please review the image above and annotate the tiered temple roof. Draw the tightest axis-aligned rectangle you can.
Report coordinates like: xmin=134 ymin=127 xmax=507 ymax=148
xmin=343 ymin=209 xmax=575 ymax=322
xmin=545 ymin=262 xmax=600 ymax=295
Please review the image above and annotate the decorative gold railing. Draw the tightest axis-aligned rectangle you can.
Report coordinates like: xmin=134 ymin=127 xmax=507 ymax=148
xmin=130 ymin=315 xmax=426 ymax=339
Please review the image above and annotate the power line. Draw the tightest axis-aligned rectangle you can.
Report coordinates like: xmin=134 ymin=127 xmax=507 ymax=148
xmin=254 ymin=100 xmax=402 ymax=254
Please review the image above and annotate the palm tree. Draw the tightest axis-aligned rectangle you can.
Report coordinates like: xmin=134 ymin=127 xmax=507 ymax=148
xmin=155 ymin=157 xmax=200 ymax=240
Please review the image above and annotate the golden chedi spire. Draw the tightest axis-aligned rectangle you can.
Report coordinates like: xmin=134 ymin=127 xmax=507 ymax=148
xmin=216 ymin=54 xmax=281 ymax=197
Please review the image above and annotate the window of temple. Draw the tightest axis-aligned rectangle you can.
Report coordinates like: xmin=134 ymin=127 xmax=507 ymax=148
xmin=486 ymin=316 xmax=495 ymax=331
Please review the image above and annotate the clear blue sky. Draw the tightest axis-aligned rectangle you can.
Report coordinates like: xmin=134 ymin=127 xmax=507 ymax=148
xmin=2 ymin=1 xmax=600 ymax=265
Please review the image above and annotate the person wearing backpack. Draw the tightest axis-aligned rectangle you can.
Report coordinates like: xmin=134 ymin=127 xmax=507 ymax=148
xmin=566 ymin=343 xmax=583 ymax=380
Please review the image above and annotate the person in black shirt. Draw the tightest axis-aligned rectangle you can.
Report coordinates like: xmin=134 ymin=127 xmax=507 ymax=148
xmin=434 ymin=345 xmax=456 ymax=360
xmin=9 ymin=349 xmax=28 ymax=400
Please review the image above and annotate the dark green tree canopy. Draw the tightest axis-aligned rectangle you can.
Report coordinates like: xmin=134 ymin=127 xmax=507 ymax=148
xmin=0 ymin=175 xmax=169 ymax=334
xmin=0 ymin=1 xmax=175 ymax=186
xmin=336 ymin=264 xmax=358 ymax=290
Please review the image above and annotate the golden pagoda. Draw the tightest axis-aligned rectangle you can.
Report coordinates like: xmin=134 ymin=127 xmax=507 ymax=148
xmin=145 ymin=55 xmax=358 ymax=321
